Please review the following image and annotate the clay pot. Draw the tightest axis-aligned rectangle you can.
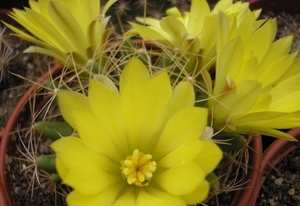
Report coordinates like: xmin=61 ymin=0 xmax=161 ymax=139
xmin=251 ymin=128 xmax=300 ymax=205
xmin=0 ymin=65 xmax=62 ymax=206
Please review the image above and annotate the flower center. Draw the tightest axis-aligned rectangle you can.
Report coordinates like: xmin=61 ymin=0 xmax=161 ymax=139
xmin=120 ymin=149 xmax=157 ymax=187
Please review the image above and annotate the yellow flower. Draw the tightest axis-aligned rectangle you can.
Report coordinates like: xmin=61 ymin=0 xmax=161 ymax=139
xmin=3 ymin=0 xmax=116 ymax=65
xmin=51 ymin=58 xmax=222 ymax=205
xmin=127 ymin=0 xmax=261 ymax=72
xmin=206 ymin=16 xmax=300 ymax=141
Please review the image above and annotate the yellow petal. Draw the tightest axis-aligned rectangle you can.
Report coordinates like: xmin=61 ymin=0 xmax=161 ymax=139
xmin=93 ymin=74 xmax=118 ymax=92
xmin=258 ymin=35 xmax=293 ymax=72
xmin=89 ymin=79 xmax=129 ymax=156
xmin=145 ymin=186 xmax=186 ymax=206
xmin=216 ymin=11 xmax=231 ymax=54
xmin=57 ymin=90 xmax=90 ymax=130
xmin=257 ymin=53 xmax=297 ymax=88
xmin=24 ymin=46 xmax=66 ymax=63
xmin=248 ymin=19 xmax=276 ymax=63
xmin=166 ymin=7 xmax=182 ymax=18
xmin=157 ymin=138 xmax=203 ymax=168
xmin=181 ymin=180 xmax=209 ymax=204
xmin=155 ymin=161 xmax=205 ymax=196
xmin=235 ymin=126 xmax=297 ymax=141
xmin=167 ymin=81 xmax=195 ymax=117
xmin=136 ymin=188 xmax=165 ymax=206
xmin=87 ymin=16 xmax=110 ymax=51
xmin=133 ymin=72 xmax=172 ymax=152
xmin=67 ymin=183 xmax=124 ymax=206
xmin=120 ymin=58 xmax=174 ymax=152
xmin=51 ymin=137 xmax=121 ymax=195
xmin=55 ymin=156 xmax=69 ymax=180
xmin=212 ymin=80 xmax=261 ymax=119
xmin=49 ymin=1 xmax=88 ymax=55
xmin=160 ymin=17 xmax=188 ymax=49
xmin=194 ymin=140 xmax=223 ymax=174
xmin=153 ymin=107 xmax=207 ymax=158
xmin=57 ymin=91 xmax=120 ymax=158
xmin=234 ymin=112 xmax=300 ymax=128
xmin=113 ymin=187 xmax=137 ymax=206
xmin=187 ymin=0 xmax=210 ymax=36
xmin=128 ymin=22 xmax=172 ymax=44
xmin=81 ymin=0 xmax=101 ymax=24
xmin=214 ymin=37 xmax=243 ymax=94
xmin=101 ymin=0 xmax=118 ymax=15
xmin=136 ymin=17 xmax=160 ymax=27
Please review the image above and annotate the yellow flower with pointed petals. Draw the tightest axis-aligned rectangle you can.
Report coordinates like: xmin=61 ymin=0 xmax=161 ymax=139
xmin=127 ymin=0 xmax=261 ymax=72
xmin=51 ymin=58 xmax=222 ymax=205
xmin=206 ymin=16 xmax=300 ymax=141
xmin=3 ymin=0 xmax=116 ymax=66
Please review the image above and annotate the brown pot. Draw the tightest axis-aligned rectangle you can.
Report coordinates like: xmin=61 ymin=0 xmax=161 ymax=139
xmin=251 ymin=127 xmax=300 ymax=205
xmin=0 ymin=180 xmax=9 ymax=206
xmin=0 ymin=60 xmax=263 ymax=205
xmin=0 ymin=65 xmax=62 ymax=206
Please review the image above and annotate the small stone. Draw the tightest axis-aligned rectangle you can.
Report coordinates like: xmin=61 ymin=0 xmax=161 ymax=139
xmin=8 ymin=92 xmax=14 ymax=99
xmin=290 ymin=174 xmax=297 ymax=181
xmin=274 ymin=177 xmax=284 ymax=185
xmin=292 ymin=195 xmax=300 ymax=201
xmin=22 ymin=55 xmax=29 ymax=62
xmin=288 ymin=188 xmax=295 ymax=195
xmin=268 ymin=199 xmax=276 ymax=206
xmin=27 ymin=63 xmax=34 ymax=70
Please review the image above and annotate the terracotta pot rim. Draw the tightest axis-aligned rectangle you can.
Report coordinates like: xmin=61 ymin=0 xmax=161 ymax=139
xmin=0 ymin=64 xmax=62 ymax=206
xmin=0 ymin=180 xmax=9 ymax=206
xmin=251 ymin=127 xmax=300 ymax=204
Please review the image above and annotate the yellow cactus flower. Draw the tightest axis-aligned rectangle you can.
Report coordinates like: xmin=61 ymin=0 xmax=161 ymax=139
xmin=127 ymin=0 xmax=261 ymax=72
xmin=207 ymin=15 xmax=300 ymax=141
xmin=51 ymin=58 xmax=222 ymax=205
xmin=3 ymin=0 xmax=117 ymax=66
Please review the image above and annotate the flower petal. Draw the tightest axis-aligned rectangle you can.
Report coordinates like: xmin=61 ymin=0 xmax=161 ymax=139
xmin=181 ymin=180 xmax=209 ymax=204
xmin=187 ymin=0 xmax=210 ymax=36
xmin=157 ymin=137 xmax=203 ymax=168
xmin=165 ymin=81 xmax=195 ymax=119
xmin=120 ymin=58 xmax=173 ymax=152
xmin=57 ymin=90 xmax=90 ymax=130
xmin=89 ymin=79 xmax=130 ymax=156
xmin=155 ymin=161 xmax=205 ymax=196
xmin=153 ymin=107 xmax=207 ymax=158
xmin=67 ymin=183 xmax=124 ymax=206
xmin=113 ymin=187 xmax=137 ymax=206
xmin=160 ymin=17 xmax=187 ymax=48
xmin=51 ymin=137 xmax=122 ymax=195
xmin=143 ymin=186 xmax=186 ymax=206
xmin=128 ymin=22 xmax=172 ymax=44
xmin=194 ymin=140 xmax=223 ymax=174
xmin=136 ymin=188 xmax=165 ymax=206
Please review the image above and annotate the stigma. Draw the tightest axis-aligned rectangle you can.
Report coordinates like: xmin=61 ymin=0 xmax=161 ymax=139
xmin=120 ymin=149 xmax=157 ymax=187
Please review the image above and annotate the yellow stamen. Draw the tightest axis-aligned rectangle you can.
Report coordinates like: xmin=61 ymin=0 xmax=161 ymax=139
xmin=120 ymin=149 xmax=157 ymax=187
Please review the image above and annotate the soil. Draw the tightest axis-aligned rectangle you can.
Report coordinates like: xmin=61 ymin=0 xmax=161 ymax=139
xmin=256 ymin=143 xmax=300 ymax=206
